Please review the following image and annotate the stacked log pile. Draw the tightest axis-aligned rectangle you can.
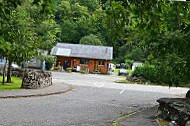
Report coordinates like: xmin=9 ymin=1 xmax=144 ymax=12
xmin=22 ymin=69 xmax=52 ymax=89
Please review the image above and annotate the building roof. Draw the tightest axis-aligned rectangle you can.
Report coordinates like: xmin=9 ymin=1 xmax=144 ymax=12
xmin=51 ymin=43 xmax=113 ymax=60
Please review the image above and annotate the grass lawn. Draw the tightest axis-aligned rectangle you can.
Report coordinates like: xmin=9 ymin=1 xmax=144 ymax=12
xmin=114 ymin=68 xmax=132 ymax=75
xmin=0 ymin=76 xmax=22 ymax=91
xmin=114 ymin=68 xmax=119 ymax=73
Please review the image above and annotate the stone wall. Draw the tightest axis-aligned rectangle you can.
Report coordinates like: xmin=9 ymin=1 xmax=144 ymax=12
xmin=22 ymin=69 xmax=52 ymax=89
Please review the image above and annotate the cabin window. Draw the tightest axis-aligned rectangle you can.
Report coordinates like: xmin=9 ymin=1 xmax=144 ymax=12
xmin=80 ymin=59 xmax=89 ymax=64
xmin=99 ymin=60 xmax=105 ymax=65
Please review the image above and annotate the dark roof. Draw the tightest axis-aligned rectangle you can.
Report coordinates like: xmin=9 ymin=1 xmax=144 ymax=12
xmin=51 ymin=43 xmax=113 ymax=60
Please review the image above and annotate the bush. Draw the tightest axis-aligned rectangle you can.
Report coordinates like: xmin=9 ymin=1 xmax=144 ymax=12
xmin=37 ymin=55 xmax=56 ymax=70
xmin=157 ymin=59 xmax=190 ymax=87
xmin=125 ymin=59 xmax=133 ymax=69
xmin=45 ymin=56 xmax=56 ymax=70
xmin=53 ymin=67 xmax=60 ymax=71
xmin=66 ymin=67 xmax=72 ymax=72
xmin=80 ymin=70 xmax=86 ymax=74
xmin=132 ymin=65 xmax=159 ymax=83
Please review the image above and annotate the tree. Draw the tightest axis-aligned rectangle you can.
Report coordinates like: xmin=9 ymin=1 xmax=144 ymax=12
xmin=0 ymin=0 xmax=58 ymax=83
xmin=79 ymin=34 xmax=103 ymax=46
xmin=70 ymin=0 xmax=100 ymax=12
xmin=126 ymin=48 xmax=144 ymax=62
xmin=56 ymin=0 xmax=96 ymax=43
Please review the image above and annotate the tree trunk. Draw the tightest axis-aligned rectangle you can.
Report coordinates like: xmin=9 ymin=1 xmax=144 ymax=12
xmin=21 ymin=65 xmax=26 ymax=88
xmin=2 ymin=59 xmax=7 ymax=85
xmin=6 ymin=60 xmax=12 ymax=83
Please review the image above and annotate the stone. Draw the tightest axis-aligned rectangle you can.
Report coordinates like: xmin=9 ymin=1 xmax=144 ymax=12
xmin=186 ymin=90 xmax=190 ymax=100
xmin=157 ymin=98 xmax=190 ymax=126
xmin=126 ymin=76 xmax=146 ymax=83
xmin=22 ymin=69 xmax=52 ymax=89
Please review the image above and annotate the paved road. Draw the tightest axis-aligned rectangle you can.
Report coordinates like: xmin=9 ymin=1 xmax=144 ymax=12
xmin=118 ymin=106 xmax=159 ymax=126
xmin=0 ymin=72 xmax=188 ymax=126
xmin=52 ymin=72 xmax=188 ymax=95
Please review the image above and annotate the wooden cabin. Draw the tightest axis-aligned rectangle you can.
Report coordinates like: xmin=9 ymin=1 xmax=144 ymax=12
xmin=51 ymin=43 xmax=113 ymax=74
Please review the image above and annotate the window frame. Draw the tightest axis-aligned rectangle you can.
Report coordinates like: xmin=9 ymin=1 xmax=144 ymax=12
xmin=98 ymin=60 xmax=105 ymax=66
xmin=80 ymin=59 xmax=89 ymax=65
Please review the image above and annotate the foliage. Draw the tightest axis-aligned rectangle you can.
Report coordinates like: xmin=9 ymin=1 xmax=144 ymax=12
xmin=53 ymin=67 xmax=60 ymax=71
xmin=66 ymin=67 xmax=72 ymax=72
xmin=56 ymin=0 xmax=94 ymax=43
xmin=0 ymin=0 xmax=58 ymax=63
xmin=70 ymin=0 xmax=100 ymax=12
xmin=126 ymin=48 xmax=144 ymax=62
xmin=132 ymin=65 xmax=159 ymax=83
xmin=45 ymin=56 xmax=56 ymax=70
xmin=80 ymin=70 xmax=86 ymax=74
xmin=114 ymin=68 xmax=119 ymax=73
xmin=0 ymin=0 xmax=58 ymax=83
xmin=125 ymin=59 xmax=133 ymax=69
xmin=79 ymin=34 xmax=103 ymax=46
xmin=38 ymin=55 xmax=56 ymax=70
xmin=146 ymin=54 xmax=156 ymax=65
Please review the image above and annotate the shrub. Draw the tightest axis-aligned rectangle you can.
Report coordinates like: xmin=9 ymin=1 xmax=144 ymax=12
xmin=125 ymin=59 xmax=133 ymax=69
xmin=132 ymin=65 xmax=159 ymax=83
xmin=45 ymin=56 xmax=56 ymax=70
xmin=157 ymin=58 xmax=190 ymax=87
xmin=66 ymin=67 xmax=72 ymax=72
xmin=53 ymin=67 xmax=60 ymax=71
xmin=80 ymin=70 xmax=86 ymax=74
xmin=37 ymin=55 xmax=56 ymax=70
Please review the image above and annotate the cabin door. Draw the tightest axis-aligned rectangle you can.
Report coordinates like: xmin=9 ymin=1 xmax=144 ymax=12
xmin=94 ymin=60 xmax=98 ymax=72
xmin=63 ymin=60 xmax=70 ymax=70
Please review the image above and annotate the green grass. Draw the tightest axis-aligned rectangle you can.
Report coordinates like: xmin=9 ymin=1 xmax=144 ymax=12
xmin=0 ymin=76 xmax=22 ymax=91
xmin=114 ymin=68 xmax=132 ymax=75
xmin=115 ymin=79 xmax=131 ymax=83
xmin=114 ymin=68 xmax=119 ymax=73
xmin=127 ymin=69 xmax=132 ymax=75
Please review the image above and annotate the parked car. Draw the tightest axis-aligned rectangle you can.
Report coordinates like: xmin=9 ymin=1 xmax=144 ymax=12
xmin=108 ymin=63 xmax=115 ymax=72
xmin=0 ymin=59 xmax=19 ymax=68
xmin=118 ymin=69 xmax=128 ymax=76
xmin=116 ymin=64 xmax=121 ymax=69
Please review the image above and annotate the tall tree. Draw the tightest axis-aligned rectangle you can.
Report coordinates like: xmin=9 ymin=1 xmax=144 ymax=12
xmin=79 ymin=34 xmax=103 ymax=46
xmin=0 ymin=0 xmax=58 ymax=83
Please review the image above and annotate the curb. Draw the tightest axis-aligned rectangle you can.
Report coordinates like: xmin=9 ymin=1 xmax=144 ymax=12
xmin=0 ymin=88 xmax=73 ymax=99
xmin=0 ymin=85 xmax=73 ymax=99
xmin=112 ymin=109 xmax=143 ymax=126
